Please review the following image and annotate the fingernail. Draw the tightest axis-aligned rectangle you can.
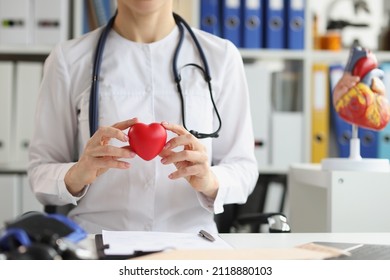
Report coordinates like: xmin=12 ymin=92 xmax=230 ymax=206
xmin=129 ymin=151 xmax=136 ymax=158
xmin=164 ymin=143 xmax=171 ymax=149
xmin=161 ymin=121 xmax=168 ymax=125
xmin=124 ymin=134 xmax=129 ymax=141
xmin=161 ymin=158 xmax=167 ymax=164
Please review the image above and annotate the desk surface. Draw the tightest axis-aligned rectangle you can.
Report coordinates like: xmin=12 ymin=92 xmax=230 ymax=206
xmin=220 ymin=232 xmax=390 ymax=249
xmin=82 ymin=232 xmax=390 ymax=259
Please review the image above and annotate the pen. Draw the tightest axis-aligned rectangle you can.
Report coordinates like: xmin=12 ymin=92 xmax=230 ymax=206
xmin=198 ymin=230 xmax=215 ymax=242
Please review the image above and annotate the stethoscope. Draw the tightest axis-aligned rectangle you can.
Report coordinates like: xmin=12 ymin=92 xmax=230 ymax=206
xmin=89 ymin=12 xmax=222 ymax=139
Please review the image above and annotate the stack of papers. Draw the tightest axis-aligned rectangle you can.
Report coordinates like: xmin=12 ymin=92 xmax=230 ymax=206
xmin=100 ymin=230 xmax=233 ymax=256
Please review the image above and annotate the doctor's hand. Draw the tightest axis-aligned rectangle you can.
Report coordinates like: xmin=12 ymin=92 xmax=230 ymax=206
xmin=64 ymin=118 xmax=137 ymax=196
xmin=159 ymin=122 xmax=219 ymax=199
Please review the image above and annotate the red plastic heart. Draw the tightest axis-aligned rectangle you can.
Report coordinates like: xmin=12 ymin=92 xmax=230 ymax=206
xmin=128 ymin=123 xmax=167 ymax=161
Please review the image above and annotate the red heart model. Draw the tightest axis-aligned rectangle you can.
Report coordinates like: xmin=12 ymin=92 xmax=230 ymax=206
xmin=352 ymin=52 xmax=378 ymax=79
xmin=128 ymin=123 xmax=167 ymax=161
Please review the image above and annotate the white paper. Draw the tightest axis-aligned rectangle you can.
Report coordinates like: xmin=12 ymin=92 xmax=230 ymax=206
xmin=102 ymin=230 xmax=233 ymax=255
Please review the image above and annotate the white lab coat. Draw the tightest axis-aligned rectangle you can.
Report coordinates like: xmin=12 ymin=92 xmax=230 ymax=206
xmin=28 ymin=25 xmax=258 ymax=234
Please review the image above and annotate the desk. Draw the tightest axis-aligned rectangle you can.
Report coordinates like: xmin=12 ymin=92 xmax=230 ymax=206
xmin=220 ymin=232 xmax=390 ymax=249
xmin=288 ymin=163 xmax=390 ymax=233
xmin=82 ymin=232 xmax=390 ymax=260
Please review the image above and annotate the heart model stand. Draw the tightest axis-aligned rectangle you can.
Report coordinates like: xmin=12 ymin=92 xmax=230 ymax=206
xmin=322 ymin=124 xmax=389 ymax=171
xmin=322 ymin=46 xmax=389 ymax=172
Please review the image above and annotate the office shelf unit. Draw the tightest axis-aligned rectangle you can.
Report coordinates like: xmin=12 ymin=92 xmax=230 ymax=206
xmin=0 ymin=0 xmax=73 ymax=226
xmin=183 ymin=0 xmax=390 ymax=174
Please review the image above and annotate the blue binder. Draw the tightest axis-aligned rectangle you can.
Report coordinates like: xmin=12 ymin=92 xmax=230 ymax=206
xmin=358 ymin=128 xmax=379 ymax=158
xmin=329 ymin=64 xmax=351 ymax=158
xmin=285 ymin=0 xmax=305 ymax=50
xmin=264 ymin=0 xmax=285 ymax=49
xmin=242 ymin=0 xmax=262 ymax=48
xmin=83 ymin=0 xmax=114 ymax=33
xmin=200 ymin=0 xmax=221 ymax=36
xmin=378 ymin=62 xmax=390 ymax=159
xmin=222 ymin=0 xmax=242 ymax=47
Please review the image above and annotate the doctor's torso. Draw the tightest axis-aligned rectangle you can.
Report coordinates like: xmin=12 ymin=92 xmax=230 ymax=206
xmin=50 ymin=25 xmax=230 ymax=233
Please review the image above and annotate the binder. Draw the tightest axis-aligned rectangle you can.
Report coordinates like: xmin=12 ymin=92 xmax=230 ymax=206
xmin=270 ymin=112 xmax=303 ymax=169
xmin=378 ymin=62 xmax=390 ymax=159
xmin=14 ymin=62 xmax=43 ymax=164
xmin=200 ymin=0 xmax=221 ymax=36
xmin=242 ymin=0 xmax=262 ymax=49
xmin=0 ymin=0 xmax=32 ymax=45
xmin=244 ymin=62 xmax=272 ymax=169
xmin=358 ymin=128 xmax=379 ymax=158
xmin=83 ymin=0 xmax=115 ymax=33
xmin=311 ymin=63 xmax=329 ymax=163
xmin=329 ymin=64 xmax=351 ymax=158
xmin=222 ymin=0 xmax=242 ymax=47
xmin=0 ymin=62 xmax=14 ymax=164
xmin=33 ymin=0 xmax=70 ymax=45
xmin=264 ymin=0 xmax=285 ymax=49
xmin=285 ymin=0 xmax=305 ymax=50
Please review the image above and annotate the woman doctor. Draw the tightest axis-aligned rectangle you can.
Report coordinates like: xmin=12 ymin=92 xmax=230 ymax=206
xmin=28 ymin=0 xmax=258 ymax=234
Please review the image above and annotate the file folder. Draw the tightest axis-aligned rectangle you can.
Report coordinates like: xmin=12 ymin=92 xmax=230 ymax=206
xmin=33 ymin=0 xmax=70 ymax=45
xmin=242 ymin=0 xmax=262 ymax=48
xmin=329 ymin=64 xmax=351 ymax=158
xmin=0 ymin=62 xmax=14 ymax=164
xmin=222 ymin=0 xmax=242 ymax=47
xmin=83 ymin=0 xmax=115 ymax=33
xmin=271 ymin=112 xmax=303 ymax=169
xmin=244 ymin=62 xmax=272 ymax=169
xmin=285 ymin=0 xmax=305 ymax=50
xmin=0 ymin=0 xmax=32 ymax=45
xmin=14 ymin=62 xmax=43 ymax=164
xmin=378 ymin=62 xmax=390 ymax=160
xmin=200 ymin=0 xmax=221 ymax=36
xmin=311 ymin=63 xmax=329 ymax=163
xmin=358 ymin=128 xmax=379 ymax=158
xmin=264 ymin=0 xmax=285 ymax=49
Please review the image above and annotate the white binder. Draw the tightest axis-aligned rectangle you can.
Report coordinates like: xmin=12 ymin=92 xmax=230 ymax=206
xmin=0 ymin=62 xmax=14 ymax=164
xmin=14 ymin=61 xmax=43 ymax=164
xmin=244 ymin=62 xmax=272 ymax=169
xmin=33 ymin=0 xmax=70 ymax=45
xmin=0 ymin=0 xmax=32 ymax=45
xmin=270 ymin=112 xmax=303 ymax=170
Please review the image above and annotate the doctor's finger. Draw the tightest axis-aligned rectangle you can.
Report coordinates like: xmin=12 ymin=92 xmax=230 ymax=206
xmin=169 ymin=164 xmax=205 ymax=180
xmin=165 ymin=134 xmax=205 ymax=152
xmin=161 ymin=121 xmax=189 ymax=136
xmin=88 ymin=145 xmax=135 ymax=158
xmin=112 ymin=118 xmax=139 ymax=130
xmin=89 ymin=157 xmax=131 ymax=170
xmin=89 ymin=126 xmax=129 ymax=146
xmin=162 ymin=149 xmax=207 ymax=165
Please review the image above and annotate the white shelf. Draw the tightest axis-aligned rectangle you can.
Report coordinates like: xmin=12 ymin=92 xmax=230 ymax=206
xmin=240 ymin=49 xmax=305 ymax=60
xmin=0 ymin=45 xmax=53 ymax=56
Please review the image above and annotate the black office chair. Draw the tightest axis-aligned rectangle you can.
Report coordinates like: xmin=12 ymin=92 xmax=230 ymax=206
xmin=214 ymin=174 xmax=290 ymax=233
xmin=44 ymin=204 xmax=74 ymax=215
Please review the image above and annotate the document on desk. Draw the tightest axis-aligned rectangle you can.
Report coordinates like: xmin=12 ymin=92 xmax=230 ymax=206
xmin=101 ymin=230 xmax=233 ymax=256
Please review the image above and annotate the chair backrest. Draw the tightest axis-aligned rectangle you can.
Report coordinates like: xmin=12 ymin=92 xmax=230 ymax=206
xmin=214 ymin=174 xmax=289 ymax=233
